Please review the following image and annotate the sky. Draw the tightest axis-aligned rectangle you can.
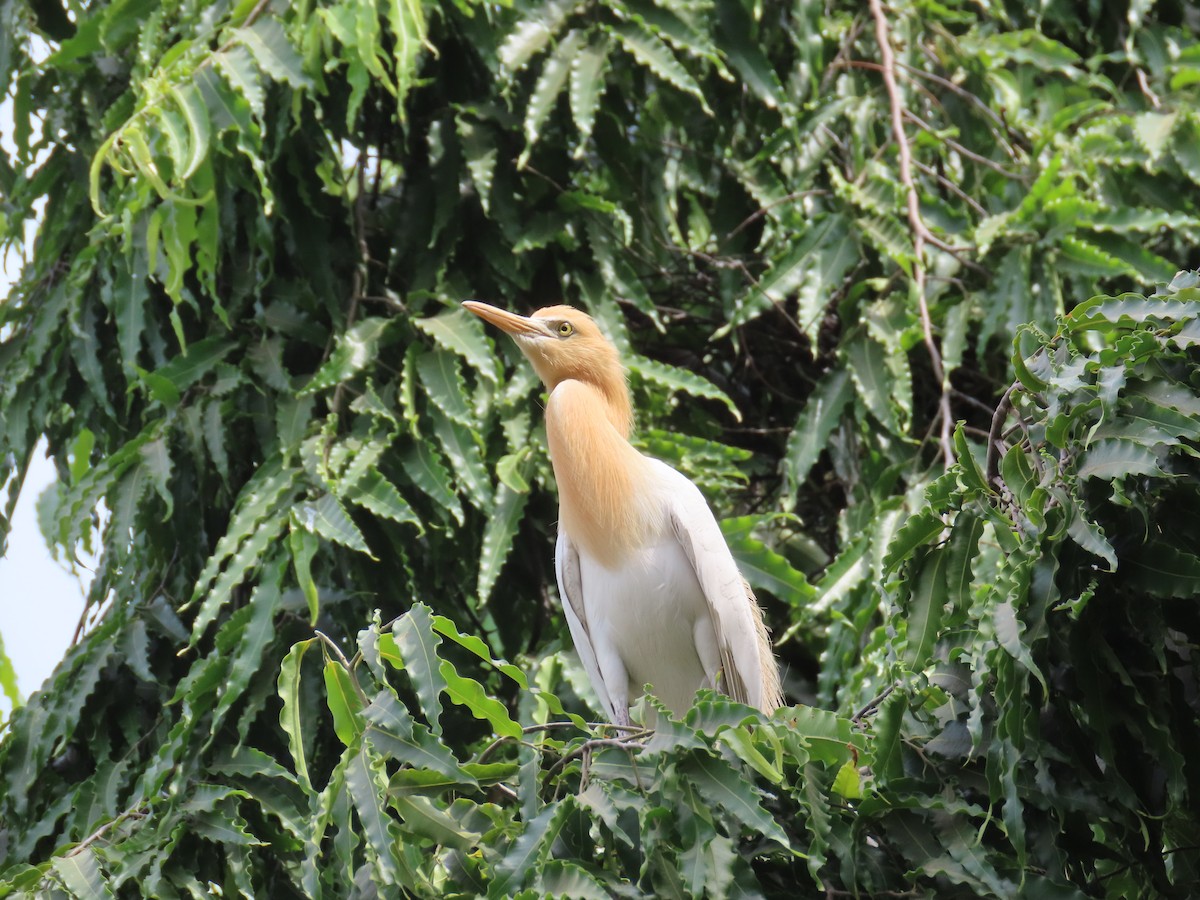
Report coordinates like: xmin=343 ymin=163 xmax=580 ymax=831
xmin=0 ymin=77 xmax=86 ymax=717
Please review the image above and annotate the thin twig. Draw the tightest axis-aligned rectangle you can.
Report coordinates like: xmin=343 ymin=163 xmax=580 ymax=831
xmin=726 ymin=190 xmax=828 ymax=239
xmin=1136 ymin=68 xmax=1161 ymax=110
xmin=66 ymin=806 xmax=147 ymax=857
xmin=544 ymin=733 xmax=651 ymax=783
xmin=869 ymin=0 xmax=954 ymax=468
xmin=902 ymin=108 xmax=1027 ymax=180
xmin=853 ymin=683 xmax=898 ymax=723
xmin=984 ymin=381 xmax=1018 ymax=487
xmin=911 ymin=159 xmax=987 ymax=218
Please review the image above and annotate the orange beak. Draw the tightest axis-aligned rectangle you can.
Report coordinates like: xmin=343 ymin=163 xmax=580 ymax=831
xmin=462 ymin=301 xmax=554 ymax=339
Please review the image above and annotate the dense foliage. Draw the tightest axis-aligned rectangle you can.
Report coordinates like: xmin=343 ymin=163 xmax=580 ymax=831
xmin=2 ymin=0 xmax=1200 ymax=895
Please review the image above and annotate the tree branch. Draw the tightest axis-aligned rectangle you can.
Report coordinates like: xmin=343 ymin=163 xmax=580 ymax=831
xmin=869 ymin=0 xmax=955 ymax=469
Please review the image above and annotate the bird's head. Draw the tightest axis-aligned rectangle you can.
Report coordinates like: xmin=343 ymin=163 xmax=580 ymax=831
xmin=463 ymin=300 xmax=633 ymax=433
xmin=462 ymin=301 xmax=623 ymax=390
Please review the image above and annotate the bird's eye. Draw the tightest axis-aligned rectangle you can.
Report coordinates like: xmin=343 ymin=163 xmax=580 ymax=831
xmin=557 ymin=321 xmax=574 ymax=337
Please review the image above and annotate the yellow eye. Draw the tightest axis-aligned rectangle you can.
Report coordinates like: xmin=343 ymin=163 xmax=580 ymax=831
xmin=557 ymin=321 xmax=574 ymax=337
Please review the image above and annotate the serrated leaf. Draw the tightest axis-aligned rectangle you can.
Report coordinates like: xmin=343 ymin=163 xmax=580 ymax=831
xmin=215 ymin=45 xmax=265 ymax=117
xmin=883 ymin=510 xmax=943 ymax=573
xmin=629 ymin=355 xmax=740 ymax=419
xmin=1127 ymin=543 xmax=1200 ymax=598
xmin=416 ymin=311 xmax=498 ymax=383
xmin=362 ymin=690 xmax=471 ymax=783
xmin=296 ymin=493 xmax=373 ymax=557
xmin=904 ymin=547 xmax=949 ymax=668
xmin=440 ymin=659 xmax=521 ymax=738
xmin=782 ymin=368 xmax=852 ymax=498
xmin=52 ymin=847 xmax=113 ymax=899
xmin=278 ymin=639 xmax=315 ymax=793
xmin=344 ymin=471 xmax=423 ymax=532
xmin=400 ymin=440 xmax=465 ymax=524
xmin=138 ymin=438 xmax=173 ymax=519
xmin=720 ymin=518 xmax=815 ymax=602
xmin=392 ymin=603 xmax=447 ymax=734
xmin=478 ymin=483 xmax=528 ymax=603
xmin=346 ymin=746 xmax=405 ymax=885
xmin=497 ymin=0 xmax=571 ymax=72
xmin=168 ymin=82 xmax=210 ymax=180
xmin=519 ymin=29 xmax=583 ymax=167
xmin=683 ymin=751 xmax=790 ymax=847
xmin=392 ymin=795 xmax=479 ymax=851
xmin=432 ymin=414 xmax=491 ymax=510
xmin=569 ymin=36 xmax=610 ymax=148
xmin=1132 ymin=110 xmax=1177 ymax=161
xmin=432 ymin=614 xmax=528 ymax=688
xmin=324 ymin=659 xmax=366 ymax=747
xmin=416 ymin=349 xmax=473 ymax=426
xmin=236 ymin=18 xmax=312 ymax=90
xmin=847 ymin=335 xmax=898 ymax=433
xmin=491 ymin=800 xmax=577 ymax=895
xmin=1076 ymin=439 xmax=1163 ymax=480
xmin=612 ymin=24 xmax=709 ymax=112
xmin=302 ymin=317 xmax=391 ymax=394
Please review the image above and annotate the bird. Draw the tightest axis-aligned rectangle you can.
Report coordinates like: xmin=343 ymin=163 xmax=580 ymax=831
xmin=463 ymin=300 xmax=783 ymax=726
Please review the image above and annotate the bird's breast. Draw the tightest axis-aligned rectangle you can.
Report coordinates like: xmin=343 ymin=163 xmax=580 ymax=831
xmin=575 ymin=533 xmax=718 ymax=712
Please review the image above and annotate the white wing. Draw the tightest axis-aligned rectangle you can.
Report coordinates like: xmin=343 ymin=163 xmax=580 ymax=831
xmin=554 ymin=530 xmax=618 ymax=721
xmin=651 ymin=460 xmax=765 ymax=710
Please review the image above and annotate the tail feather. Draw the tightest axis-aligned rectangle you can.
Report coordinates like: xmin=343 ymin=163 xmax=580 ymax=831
xmin=744 ymin=579 xmax=784 ymax=714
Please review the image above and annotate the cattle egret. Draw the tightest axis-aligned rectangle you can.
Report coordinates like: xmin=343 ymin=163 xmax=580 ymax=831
xmin=463 ymin=300 xmax=784 ymax=725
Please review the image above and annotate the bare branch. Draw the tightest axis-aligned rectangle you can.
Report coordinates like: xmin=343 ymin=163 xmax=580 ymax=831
xmin=869 ymin=0 xmax=955 ymax=468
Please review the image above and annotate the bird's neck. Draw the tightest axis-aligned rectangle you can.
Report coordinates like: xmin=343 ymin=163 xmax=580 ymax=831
xmin=544 ymin=379 xmax=658 ymax=567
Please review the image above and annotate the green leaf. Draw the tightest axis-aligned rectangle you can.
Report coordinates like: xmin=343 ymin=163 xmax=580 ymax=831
xmin=279 ymin=639 xmax=315 ymax=793
xmin=440 ymin=659 xmax=522 ymax=738
xmin=302 ymin=317 xmax=392 ymax=394
xmin=416 ymin=348 xmax=473 ymax=427
xmin=344 ymin=471 xmax=423 ymax=532
xmin=477 ymin=483 xmax=528 ymax=603
xmin=1132 ymin=110 xmax=1177 ymax=161
xmin=782 ymin=368 xmax=853 ymax=497
xmin=345 ymin=745 xmax=406 ymax=885
xmin=882 ymin=510 xmax=943 ymax=573
xmin=323 ymin=659 xmax=365 ymax=746
xmin=168 ymin=82 xmax=211 ymax=180
xmin=392 ymin=603 xmax=447 ymax=733
xmin=392 ymin=795 xmax=479 ymax=850
xmin=416 ymin=310 xmax=498 ymax=383
xmin=904 ymin=547 xmax=949 ymax=668
xmin=362 ymin=691 xmax=471 ymax=783
xmin=683 ymin=751 xmax=790 ymax=847
xmin=720 ymin=518 xmax=815 ymax=602
xmin=289 ymin=518 xmax=320 ymax=623
xmin=629 ymin=355 xmax=740 ymax=420
xmin=52 ymin=848 xmax=114 ymax=899
xmin=295 ymin=493 xmax=372 ymax=557
xmin=400 ymin=439 xmax=465 ymax=524
xmin=432 ymin=414 xmax=491 ymax=510
xmin=432 ymin=614 xmax=528 ymax=688
xmin=519 ymin=29 xmax=583 ymax=167
xmin=1127 ymin=543 xmax=1200 ymax=598
xmin=569 ymin=36 xmax=610 ymax=148
xmin=236 ymin=18 xmax=313 ymax=90
xmin=1075 ymin=439 xmax=1163 ymax=480
xmin=490 ymin=799 xmax=578 ymax=895
xmin=612 ymin=24 xmax=709 ymax=112
xmin=847 ymin=335 xmax=898 ymax=433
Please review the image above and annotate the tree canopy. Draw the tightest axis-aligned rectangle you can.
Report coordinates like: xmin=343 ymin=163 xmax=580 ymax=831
xmin=2 ymin=0 xmax=1200 ymax=895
